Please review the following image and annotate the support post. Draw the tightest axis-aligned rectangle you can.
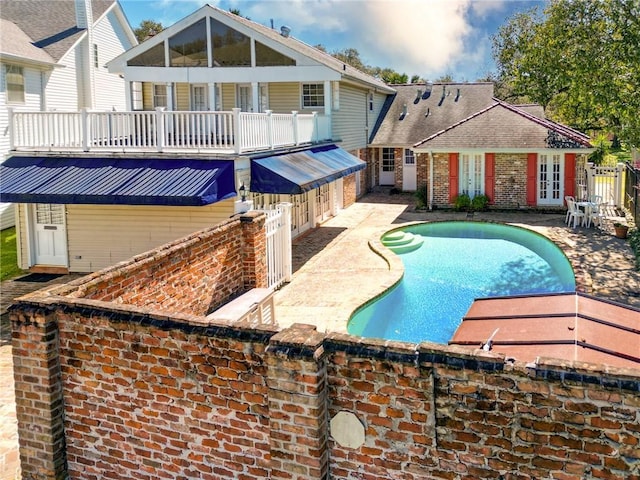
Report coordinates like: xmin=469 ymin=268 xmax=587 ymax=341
xmin=233 ymin=108 xmax=242 ymax=154
xmin=156 ymin=107 xmax=165 ymax=152
xmin=81 ymin=108 xmax=89 ymax=152
xmin=292 ymin=111 xmax=299 ymax=146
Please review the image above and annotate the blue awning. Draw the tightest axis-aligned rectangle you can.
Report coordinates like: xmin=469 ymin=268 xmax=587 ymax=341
xmin=0 ymin=156 xmax=236 ymax=206
xmin=250 ymin=144 xmax=366 ymax=195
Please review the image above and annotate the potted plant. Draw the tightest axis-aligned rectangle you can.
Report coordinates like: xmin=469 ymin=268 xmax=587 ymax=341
xmin=613 ymin=222 xmax=629 ymax=239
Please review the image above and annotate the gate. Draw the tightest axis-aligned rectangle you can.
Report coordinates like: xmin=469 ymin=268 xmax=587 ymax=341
xmin=624 ymin=163 xmax=640 ymax=227
xmin=261 ymin=202 xmax=292 ymax=289
xmin=585 ymin=163 xmax=624 ymax=206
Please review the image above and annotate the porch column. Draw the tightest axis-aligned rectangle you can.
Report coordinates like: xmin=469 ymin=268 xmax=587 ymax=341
xmin=166 ymin=82 xmax=174 ymax=111
xmin=323 ymin=80 xmax=331 ymax=116
xmin=208 ymin=83 xmax=216 ymax=111
xmin=124 ymin=79 xmax=132 ymax=111
xmin=252 ymin=82 xmax=259 ymax=113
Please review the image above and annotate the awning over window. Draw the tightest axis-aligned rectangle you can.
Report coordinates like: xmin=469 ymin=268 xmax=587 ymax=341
xmin=0 ymin=156 xmax=236 ymax=206
xmin=250 ymin=144 xmax=366 ymax=195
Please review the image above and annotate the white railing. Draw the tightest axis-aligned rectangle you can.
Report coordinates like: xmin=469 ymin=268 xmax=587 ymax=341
xmin=9 ymin=107 xmax=328 ymax=154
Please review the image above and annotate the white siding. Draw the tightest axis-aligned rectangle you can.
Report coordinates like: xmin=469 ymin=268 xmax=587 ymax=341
xmin=332 ymin=83 xmax=368 ymax=152
xmin=45 ymin=49 xmax=80 ymax=110
xmin=65 ymin=201 xmax=235 ymax=272
xmin=369 ymin=91 xmax=388 ymax=134
xmin=0 ymin=204 xmax=16 ymax=230
xmin=92 ymin=10 xmax=134 ymax=111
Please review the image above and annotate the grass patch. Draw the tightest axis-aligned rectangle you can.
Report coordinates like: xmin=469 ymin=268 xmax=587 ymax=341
xmin=1 ymin=227 xmax=25 ymax=281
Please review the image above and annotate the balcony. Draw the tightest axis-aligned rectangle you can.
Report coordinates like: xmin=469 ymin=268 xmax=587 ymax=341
xmin=8 ymin=108 xmax=331 ymax=155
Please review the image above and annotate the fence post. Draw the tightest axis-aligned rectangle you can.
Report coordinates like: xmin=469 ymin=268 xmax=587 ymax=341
xmin=266 ymin=110 xmax=274 ymax=149
xmin=279 ymin=202 xmax=293 ymax=283
xmin=156 ymin=107 xmax=165 ymax=152
xmin=7 ymin=107 xmax=15 ymax=151
xmin=81 ymin=108 xmax=90 ymax=152
xmin=292 ymin=111 xmax=299 ymax=146
xmin=615 ymin=163 xmax=624 ymax=208
xmin=233 ymin=108 xmax=242 ymax=154
xmin=312 ymin=111 xmax=318 ymax=143
xmin=586 ymin=162 xmax=594 ymax=201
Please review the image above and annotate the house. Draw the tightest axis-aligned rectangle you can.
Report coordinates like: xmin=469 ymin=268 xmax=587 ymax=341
xmin=0 ymin=4 xmax=395 ymax=273
xmin=0 ymin=0 xmax=137 ymax=229
xmin=369 ymin=83 xmax=593 ymax=209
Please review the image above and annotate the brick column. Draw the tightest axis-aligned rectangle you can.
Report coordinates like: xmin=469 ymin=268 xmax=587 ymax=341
xmin=240 ymin=211 xmax=267 ymax=289
xmin=266 ymin=324 xmax=328 ymax=479
xmin=11 ymin=307 xmax=67 ymax=480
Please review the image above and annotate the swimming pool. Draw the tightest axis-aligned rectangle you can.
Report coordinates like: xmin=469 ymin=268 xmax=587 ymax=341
xmin=348 ymin=222 xmax=576 ymax=344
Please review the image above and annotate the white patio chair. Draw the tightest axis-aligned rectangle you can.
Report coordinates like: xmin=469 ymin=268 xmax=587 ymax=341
xmin=586 ymin=200 xmax=605 ymax=228
xmin=566 ymin=198 xmax=585 ymax=228
xmin=564 ymin=196 xmax=575 ymax=224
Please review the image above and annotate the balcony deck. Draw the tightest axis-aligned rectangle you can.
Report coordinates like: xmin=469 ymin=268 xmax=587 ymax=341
xmin=8 ymin=108 xmax=330 ymax=155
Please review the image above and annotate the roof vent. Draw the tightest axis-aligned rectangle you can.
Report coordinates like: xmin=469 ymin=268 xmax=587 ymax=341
xmin=425 ymin=107 xmax=430 ymax=117
xmin=280 ymin=25 xmax=291 ymax=37
xmin=400 ymin=103 xmax=408 ymax=120
xmin=455 ymin=88 xmax=460 ymax=102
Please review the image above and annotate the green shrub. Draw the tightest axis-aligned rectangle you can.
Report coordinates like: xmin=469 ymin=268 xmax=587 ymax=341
xmin=471 ymin=194 xmax=490 ymax=211
xmin=453 ymin=193 xmax=471 ymax=211
xmin=414 ymin=185 xmax=428 ymax=208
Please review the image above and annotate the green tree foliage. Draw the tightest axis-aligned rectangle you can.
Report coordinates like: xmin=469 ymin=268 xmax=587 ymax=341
xmin=329 ymin=47 xmax=418 ymax=85
xmin=492 ymin=0 xmax=640 ymax=146
xmin=134 ymin=20 xmax=164 ymax=42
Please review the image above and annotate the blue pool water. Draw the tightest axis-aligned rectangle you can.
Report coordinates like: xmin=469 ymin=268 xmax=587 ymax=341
xmin=348 ymin=222 xmax=576 ymax=344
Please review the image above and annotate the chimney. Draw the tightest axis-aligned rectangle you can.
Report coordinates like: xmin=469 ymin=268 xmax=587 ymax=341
xmin=75 ymin=0 xmax=93 ymax=29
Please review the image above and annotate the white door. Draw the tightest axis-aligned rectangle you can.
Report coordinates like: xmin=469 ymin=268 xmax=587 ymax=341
xmin=315 ymin=184 xmax=332 ymax=224
xmin=538 ymin=154 xmax=564 ymax=205
xmin=402 ymin=149 xmax=417 ymax=191
xmin=31 ymin=204 xmax=68 ymax=266
xmin=379 ymin=147 xmax=395 ymax=185
xmin=459 ymin=153 xmax=485 ymax=198
xmin=237 ymin=85 xmax=252 ymax=112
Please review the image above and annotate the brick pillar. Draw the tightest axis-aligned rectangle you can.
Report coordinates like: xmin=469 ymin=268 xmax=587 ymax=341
xmin=240 ymin=211 xmax=267 ymax=289
xmin=11 ymin=307 xmax=67 ymax=480
xmin=266 ymin=324 xmax=328 ymax=479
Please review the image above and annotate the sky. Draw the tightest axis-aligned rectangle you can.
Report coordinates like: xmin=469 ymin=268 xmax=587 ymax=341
xmin=119 ymin=0 xmax=546 ymax=82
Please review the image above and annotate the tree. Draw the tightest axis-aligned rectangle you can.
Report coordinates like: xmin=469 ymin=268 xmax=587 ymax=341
xmin=134 ymin=20 xmax=164 ymax=42
xmin=492 ymin=0 xmax=640 ymax=146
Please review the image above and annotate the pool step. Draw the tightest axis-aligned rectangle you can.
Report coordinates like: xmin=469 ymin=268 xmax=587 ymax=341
xmin=381 ymin=231 xmax=424 ymax=253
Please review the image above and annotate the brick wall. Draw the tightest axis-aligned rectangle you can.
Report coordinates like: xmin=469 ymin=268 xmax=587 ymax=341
xmin=432 ymin=152 xmax=452 ymax=207
xmin=494 ymin=153 xmax=529 ymax=207
xmin=342 ymin=173 xmax=357 ymax=208
xmin=11 ymin=311 xmax=639 ymax=480
xmin=65 ymin=213 xmax=266 ymax=317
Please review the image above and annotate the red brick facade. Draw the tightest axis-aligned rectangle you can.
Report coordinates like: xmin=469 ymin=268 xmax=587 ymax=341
xmin=10 ymin=213 xmax=640 ymax=480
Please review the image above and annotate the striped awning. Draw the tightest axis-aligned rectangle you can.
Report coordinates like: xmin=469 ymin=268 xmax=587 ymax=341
xmin=0 ymin=156 xmax=236 ymax=206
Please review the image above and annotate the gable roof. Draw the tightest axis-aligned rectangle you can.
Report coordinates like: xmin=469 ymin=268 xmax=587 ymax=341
xmin=413 ymin=100 xmax=592 ymax=151
xmin=0 ymin=19 xmax=57 ymax=67
xmin=109 ymin=4 xmax=394 ymax=93
xmin=0 ymin=0 xmax=116 ymax=62
xmin=370 ymin=83 xmax=496 ymax=146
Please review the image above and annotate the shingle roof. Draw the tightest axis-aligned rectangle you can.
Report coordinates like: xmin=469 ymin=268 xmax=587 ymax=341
xmin=0 ymin=0 xmax=115 ymax=61
xmin=413 ymin=101 xmax=592 ymax=150
xmin=370 ymin=83 xmax=496 ymax=146
xmin=0 ymin=19 xmax=56 ymax=65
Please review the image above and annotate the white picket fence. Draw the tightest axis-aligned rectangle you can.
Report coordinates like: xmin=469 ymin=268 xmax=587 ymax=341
xmin=262 ymin=203 xmax=293 ymax=289
xmin=585 ymin=162 xmax=625 ymax=207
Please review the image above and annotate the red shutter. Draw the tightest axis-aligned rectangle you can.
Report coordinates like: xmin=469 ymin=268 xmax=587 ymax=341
xmin=564 ymin=153 xmax=576 ymax=199
xmin=526 ymin=153 xmax=537 ymax=206
xmin=449 ymin=153 xmax=459 ymax=203
xmin=484 ymin=153 xmax=495 ymax=204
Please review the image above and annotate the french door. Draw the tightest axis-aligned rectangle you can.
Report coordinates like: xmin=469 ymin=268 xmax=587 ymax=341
xmin=459 ymin=153 xmax=484 ymax=198
xmin=379 ymin=147 xmax=395 ymax=185
xmin=538 ymin=154 xmax=563 ymax=205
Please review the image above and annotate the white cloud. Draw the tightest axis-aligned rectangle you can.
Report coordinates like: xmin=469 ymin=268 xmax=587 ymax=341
xmin=240 ymin=0 xmax=502 ymax=78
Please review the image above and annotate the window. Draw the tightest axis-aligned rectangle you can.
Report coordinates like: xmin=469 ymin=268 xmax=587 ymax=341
xmin=255 ymin=42 xmax=295 ymax=66
xmin=6 ymin=65 xmax=24 ymax=103
xmin=302 ymin=83 xmax=324 ymax=108
xmin=404 ymin=149 xmax=415 ymax=165
xmin=93 ymin=44 xmax=99 ymax=68
xmin=382 ymin=147 xmax=395 ymax=172
xmin=459 ymin=153 xmax=485 ymax=198
xmin=131 ymin=82 xmax=143 ymax=110
xmin=169 ymin=18 xmax=207 ymax=67
xmin=210 ymin=18 xmax=250 ymax=66
xmin=153 ymin=84 xmax=167 ymax=108
xmin=128 ymin=42 xmax=165 ymax=67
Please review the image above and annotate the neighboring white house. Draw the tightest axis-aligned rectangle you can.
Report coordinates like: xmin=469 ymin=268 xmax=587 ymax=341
xmin=0 ymin=0 xmax=137 ymax=229
xmin=0 ymin=4 xmax=395 ymax=273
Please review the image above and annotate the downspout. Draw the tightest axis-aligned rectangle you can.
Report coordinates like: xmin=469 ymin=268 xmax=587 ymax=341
xmin=428 ymin=151 xmax=434 ymax=210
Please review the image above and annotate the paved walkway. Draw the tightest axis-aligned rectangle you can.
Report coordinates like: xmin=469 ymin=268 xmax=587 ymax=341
xmin=1 ymin=191 xmax=638 ymax=479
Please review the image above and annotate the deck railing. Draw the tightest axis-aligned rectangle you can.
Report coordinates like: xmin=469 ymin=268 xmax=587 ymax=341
xmin=8 ymin=107 xmax=328 ymax=154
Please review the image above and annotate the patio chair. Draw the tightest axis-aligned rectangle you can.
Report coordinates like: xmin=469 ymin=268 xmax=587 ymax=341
xmin=564 ymin=196 xmax=575 ymax=224
xmin=566 ymin=198 xmax=585 ymax=228
xmin=586 ymin=201 xmax=605 ymax=228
